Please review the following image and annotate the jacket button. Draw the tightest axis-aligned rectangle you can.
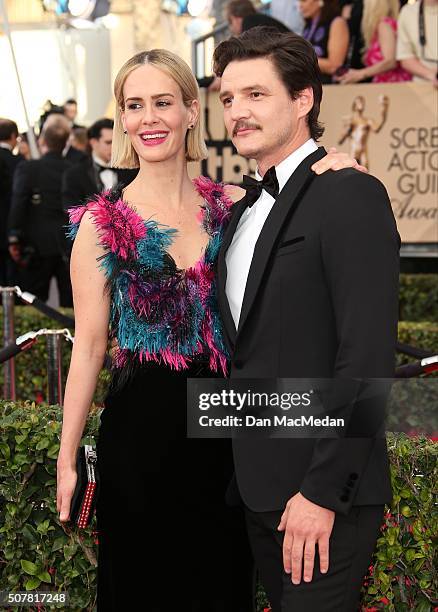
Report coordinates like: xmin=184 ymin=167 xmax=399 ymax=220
xmin=234 ymin=359 xmax=243 ymax=369
xmin=349 ymin=472 xmax=359 ymax=480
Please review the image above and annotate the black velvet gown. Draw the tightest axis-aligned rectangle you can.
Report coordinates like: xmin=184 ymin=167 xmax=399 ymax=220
xmin=67 ymin=179 xmax=254 ymax=612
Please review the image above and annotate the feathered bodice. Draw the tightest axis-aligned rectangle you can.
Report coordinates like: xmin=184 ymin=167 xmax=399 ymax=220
xmin=67 ymin=177 xmax=233 ymax=385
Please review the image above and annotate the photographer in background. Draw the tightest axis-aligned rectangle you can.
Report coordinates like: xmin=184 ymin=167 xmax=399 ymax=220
xmin=396 ymin=0 xmax=438 ymax=85
xmin=7 ymin=120 xmax=73 ymax=306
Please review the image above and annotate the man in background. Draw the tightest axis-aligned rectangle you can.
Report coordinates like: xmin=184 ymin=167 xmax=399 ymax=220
xmin=63 ymin=98 xmax=84 ymax=129
xmin=225 ymin=0 xmax=290 ymax=36
xmin=0 ymin=118 xmax=23 ymax=286
xmin=396 ymin=0 xmax=438 ymax=85
xmin=69 ymin=126 xmax=89 ymax=154
xmin=62 ymin=118 xmax=137 ymax=217
xmin=8 ymin=121 xmax=73 ymax=306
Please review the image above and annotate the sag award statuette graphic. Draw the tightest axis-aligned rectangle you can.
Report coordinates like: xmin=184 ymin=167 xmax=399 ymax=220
xmin=320 ymin=82 xmax=438 ymax=244
xmin=338 ymin=94 xmax=389 ymax=170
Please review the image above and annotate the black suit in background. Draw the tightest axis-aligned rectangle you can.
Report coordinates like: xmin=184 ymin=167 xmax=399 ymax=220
xmin=242 ymin=13 xmax=290 ymax=33
xmin=0 ymin=147 xmax=23 ymax=286
xmin=64 ymin=145 xmax=88 ymax=165
xmin=62 ymin=155 xmax=138 ymax=212
xmin=8 ymin=152 xmax=73 ymax=306
xmin=62 ymin=156 xmax=138 ymax=256
xmin=217 ymin=148 xmax=400 ymax=610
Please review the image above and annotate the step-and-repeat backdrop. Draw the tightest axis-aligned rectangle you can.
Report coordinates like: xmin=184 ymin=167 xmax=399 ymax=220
xmin=190 ymin=83 xmax=437 ymax=244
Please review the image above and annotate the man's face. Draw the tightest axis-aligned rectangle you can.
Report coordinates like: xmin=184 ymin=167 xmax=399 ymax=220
xmin=91 ymin=128 xmax=113 ymax=163
xmin=227 ymin=13 xmax=243 ymax=35
xmin=64 ymin=103 xmax=77 ymax=122
xmin=220 ymin=57 xmax=299 ymax=164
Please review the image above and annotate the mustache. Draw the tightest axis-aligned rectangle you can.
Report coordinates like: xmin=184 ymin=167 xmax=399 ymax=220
xmin=232 ymin=121 xmax=261 ymax=136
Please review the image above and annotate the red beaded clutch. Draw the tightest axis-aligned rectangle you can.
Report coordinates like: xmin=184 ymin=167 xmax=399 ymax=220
xmin=69 ymin=445 xmax=99 ymax=529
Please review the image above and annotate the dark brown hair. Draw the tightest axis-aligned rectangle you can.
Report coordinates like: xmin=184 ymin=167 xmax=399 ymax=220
xmin=0 ymin=118 xmax=18 ymax=142
xmin=313 ymin=0 xmax=340 ymax=26
xmin=41 ymin=123 xmax=70 ymax=154
xmin=225 ymin=0 xmax=256 ymax=18
xmin=213 ymin=27 xmax=324 ymax=141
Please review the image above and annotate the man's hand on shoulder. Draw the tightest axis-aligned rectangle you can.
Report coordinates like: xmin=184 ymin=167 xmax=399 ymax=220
xmin=223 ymin=184 xmax=246 ymax=203
xmin=312 ymin=147 xmax=368 ymax=175
xmin=277 ymin=492 xmax=335 ymax=584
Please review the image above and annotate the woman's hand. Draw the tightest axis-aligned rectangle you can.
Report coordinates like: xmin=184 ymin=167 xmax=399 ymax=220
xmin=56 ymin=460 xmax=77 ymax=522
xmin=312 ymin=147 xmax=368 ymax=174
xmin=336 ymin=68 xmax=366 ymax=84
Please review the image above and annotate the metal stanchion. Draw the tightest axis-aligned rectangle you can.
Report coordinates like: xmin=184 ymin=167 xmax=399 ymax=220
xmin=1 ymin=287 xmax=16 ymax=399
xmin=46 ymin=331 xmax=64 ymax=406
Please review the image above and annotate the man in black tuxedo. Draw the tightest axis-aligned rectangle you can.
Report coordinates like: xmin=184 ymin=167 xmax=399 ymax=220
xmin=62 ymin=118 xmax=137 ymax=217
xmin=0 ymin=119 xmax=24 ymax=286
xmin=8 ymin=121 xmax=73 ymax=306
xmin=213 ymin=28 xmax=399 ymax=610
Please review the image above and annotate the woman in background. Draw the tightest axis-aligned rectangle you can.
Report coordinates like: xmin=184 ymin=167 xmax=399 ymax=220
xmin=337 ymin=0 xmax=412 ymax=83
xmin=299 ymin=0 xmax=350 ymax=83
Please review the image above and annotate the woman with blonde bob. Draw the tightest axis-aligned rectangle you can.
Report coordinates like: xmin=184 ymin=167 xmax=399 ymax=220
xmin=56 ymin=48 xmax=363 ymax=609
xmin=337 ymin=0 xmax=412 ymax=83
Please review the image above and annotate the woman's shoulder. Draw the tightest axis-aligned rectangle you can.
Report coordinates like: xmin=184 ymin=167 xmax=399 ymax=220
xmin=66 ymin=187 xmax=147 ymax=260
xmin=330 ymin=15 xmax=348 ymax=30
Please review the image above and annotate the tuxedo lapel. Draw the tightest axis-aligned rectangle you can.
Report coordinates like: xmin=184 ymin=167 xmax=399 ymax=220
xmin=86 ymin=159 xmax=100 ymax=193
xmin=217 ymin=195 xmax=249 ymax=350
xmin=236 ymin=147 xmax=327 ymax=338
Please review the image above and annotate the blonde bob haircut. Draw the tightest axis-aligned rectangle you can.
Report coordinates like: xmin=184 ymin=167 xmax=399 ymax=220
xmin=112 ymin=49 xmax=208 ymax=168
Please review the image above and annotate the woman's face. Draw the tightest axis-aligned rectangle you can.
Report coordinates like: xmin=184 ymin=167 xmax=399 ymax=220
xmin=299 ymin=0 xmax=321 ymax=19
xmin=121 ymin=64 xmax=198 ymax=165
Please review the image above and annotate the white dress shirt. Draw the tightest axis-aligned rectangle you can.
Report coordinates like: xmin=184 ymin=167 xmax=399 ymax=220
xmin=92 ymin=153 xmax=118 ymax=191
xmin=225 ymin=138 xmax=318 ymax=330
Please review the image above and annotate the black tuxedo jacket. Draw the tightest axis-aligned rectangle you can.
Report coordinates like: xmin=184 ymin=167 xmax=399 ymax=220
xmin=0 ymin=148 xmax=23 ymax=249
xmin=64 ymin=145 xmax=88 ymax=165
xmin=217 ymin=147 xmax=400 ymax=515
xmin=8 ymin=152 xmax=72 ymax=258
xmin=62 ymin=155 xmax=138 ymax=211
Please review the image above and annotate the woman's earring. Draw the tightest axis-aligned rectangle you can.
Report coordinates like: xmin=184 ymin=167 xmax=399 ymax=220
xmin=123 ymin=129 xmax=127 ymax=134
xmin=318 ymin=0 xmax=324 ymax=6
xmin=188 ymin=124 xmax=193 ymax=129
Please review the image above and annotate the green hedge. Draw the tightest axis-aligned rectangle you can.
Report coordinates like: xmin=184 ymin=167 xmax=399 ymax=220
xmin=396 ymin=322 xmax=438 ymax=366
xmin=0 ymin=304 xmax=437 ymax=403
xmin=0 ymin=401 xmax=436 ymax=611
xmin=0 ymin=307 xmax=109 ymax=405
xmin=399 ymin=275 xmax=438 ymax=322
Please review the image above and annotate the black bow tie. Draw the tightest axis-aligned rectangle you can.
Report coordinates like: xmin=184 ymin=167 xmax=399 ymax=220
xmin=95 ymin=162 xmax=113 ymax=173
xmin=242 ymin=166 xmax=279 ymax=207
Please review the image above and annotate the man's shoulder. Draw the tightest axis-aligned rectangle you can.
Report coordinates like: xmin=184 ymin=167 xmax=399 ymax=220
xmin=0 ymin=147 xmax=12 ymax=161
xmin=313 ymin=166 xmax=386 ymax=194
xmin=14 ymin=158 xmax=36 ymax=174
xmin=398 ymin=1 xmax=417 ymax=26
xmin=310 ymin=167 xmax=391 ymax=220
xmin=64 ymin=156 xmax=91 ymax=178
